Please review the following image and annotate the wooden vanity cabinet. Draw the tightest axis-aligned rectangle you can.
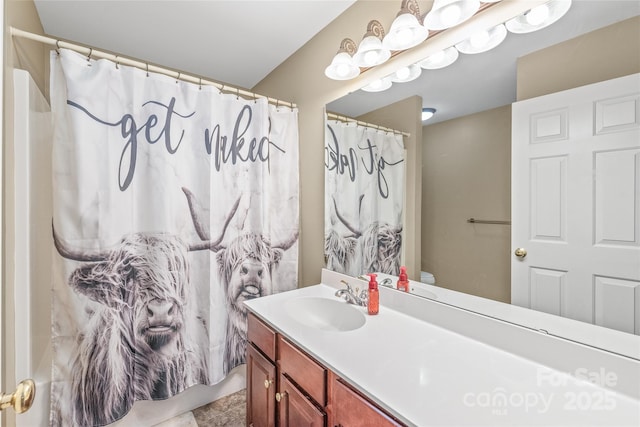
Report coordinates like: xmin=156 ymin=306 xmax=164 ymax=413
xmin=328 ymin=372 xmax=404 ymax=427
xmin=247 ymin=312 xmax=405 ymax=427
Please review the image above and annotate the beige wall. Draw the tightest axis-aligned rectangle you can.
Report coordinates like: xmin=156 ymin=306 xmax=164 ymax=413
xmin=517 ymin=15 xmax=640 ymax=100
xmin=3 ymin=1 xmax=46 ymax=425
xmin=422 ymin=105 xmax=511 ymax=302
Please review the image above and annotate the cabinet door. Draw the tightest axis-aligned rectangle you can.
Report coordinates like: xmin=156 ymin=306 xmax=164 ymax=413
xmin=247 ymin=344 xmax=277 ymax=427
xmin=330 ymin=375 xmax=403 ymax=427
xmin=278 ymin=374 xmax=326 ymax=427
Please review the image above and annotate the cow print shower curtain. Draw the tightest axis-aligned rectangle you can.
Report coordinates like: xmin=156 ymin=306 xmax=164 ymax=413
xmin=49 ymin=49 xmax=299 ymax=426
xmin=324 ymin=117 xmax=405 ymax=278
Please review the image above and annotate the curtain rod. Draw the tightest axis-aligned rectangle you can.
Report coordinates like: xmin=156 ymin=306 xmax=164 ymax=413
xmin=326 ymin=112 xmax=410 ymax=138
xmin=10 ymin=27 xmax=297 ymax=109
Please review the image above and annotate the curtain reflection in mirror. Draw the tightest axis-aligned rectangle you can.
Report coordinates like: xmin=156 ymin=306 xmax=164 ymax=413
xmin=324 ymin=116 xmax=405 ymax=277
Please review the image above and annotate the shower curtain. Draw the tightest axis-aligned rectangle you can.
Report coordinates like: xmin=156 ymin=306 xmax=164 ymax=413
xmin=324 ymin=117 xmax=405 ymax=278
xmin=49 ymin=49 xmax=299 ymax=426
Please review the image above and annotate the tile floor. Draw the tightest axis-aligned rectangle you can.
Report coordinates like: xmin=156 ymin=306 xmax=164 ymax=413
xmin=154 ymin=389 xmax=246 ymax=427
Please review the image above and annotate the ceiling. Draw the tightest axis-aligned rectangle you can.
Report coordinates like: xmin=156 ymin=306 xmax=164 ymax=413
xmin=33 ymin=0 xmax=357 ymax=90
xmin=33 ymin=1 xmax=639 ymax=125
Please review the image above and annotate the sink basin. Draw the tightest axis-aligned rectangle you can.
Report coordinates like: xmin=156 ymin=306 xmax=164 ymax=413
xmin=284 ymin=297 xmax=366 ymax=332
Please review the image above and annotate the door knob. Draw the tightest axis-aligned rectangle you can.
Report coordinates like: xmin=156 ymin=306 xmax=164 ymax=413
xmin=514 ymin=248 xmax=527 ymax=258
xmin=0 ymin=379 xmax=35 ymax=413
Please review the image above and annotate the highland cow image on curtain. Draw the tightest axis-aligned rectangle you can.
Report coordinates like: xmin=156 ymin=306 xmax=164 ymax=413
xmin=49 ymin=49 xmax=299 ymax=426
xmin=324 ymin=117 xmax=405 ymax=277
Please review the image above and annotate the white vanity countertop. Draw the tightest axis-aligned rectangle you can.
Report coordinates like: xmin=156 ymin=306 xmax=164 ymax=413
xmin=245 ymin=283 xmax=640 ymax=427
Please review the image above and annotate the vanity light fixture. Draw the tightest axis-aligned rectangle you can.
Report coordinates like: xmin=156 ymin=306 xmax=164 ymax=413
xmin=382 ymin=0 xmax=429 ymax=51
xmin=455 ymin=23 xmax=507 ymax=54
xmin=390 ymin=64 xmax=422 ymax=83
xmin=422 ymin=107 xmax=436 ymax=121
xmin=505 ymin=0 xmax=572 ymax=34
xmin=361 ymin=77 xmax=393 ymax=93
xmin=324 ymin=38 xmax=360 ymax=80
xmin=418 ymin=46 xmax=459 ymax=69
xmin=353 ymin=20 xmax=391 ymax=68
xmin=423 ymin=0 xmax=480 ymax=31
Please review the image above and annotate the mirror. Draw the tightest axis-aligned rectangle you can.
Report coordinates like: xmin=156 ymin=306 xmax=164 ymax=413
xmin=325 ymin=1 xmax=640 ymax=358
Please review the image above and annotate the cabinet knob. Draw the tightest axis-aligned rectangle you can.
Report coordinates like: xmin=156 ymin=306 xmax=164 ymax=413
xmin=264 ymin=379 xmax=273 ymax=389
xmin=275 ymin=391 xmax=287 ymax=402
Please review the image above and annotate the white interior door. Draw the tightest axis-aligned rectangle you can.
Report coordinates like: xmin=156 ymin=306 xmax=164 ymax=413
xmin=12 ymin=69 xmax=53 ymax=425
xmin=512 ymin=73 xmax=640 ymax=334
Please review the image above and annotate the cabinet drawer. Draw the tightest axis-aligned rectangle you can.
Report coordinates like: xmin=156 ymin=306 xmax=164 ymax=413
xmin=248 ymin=312 xmax=276 ymax=362
xmin=278 ymin=336 xmax=327 ymax=406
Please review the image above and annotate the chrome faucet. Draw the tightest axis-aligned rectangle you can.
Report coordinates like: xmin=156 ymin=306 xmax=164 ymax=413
xmin=335 ymin=280 xmax=368 ymax=307
xmin=380 ymin=278 xmax=393 ymax=288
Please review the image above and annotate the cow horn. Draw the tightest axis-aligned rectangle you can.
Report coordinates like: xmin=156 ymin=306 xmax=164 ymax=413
xmin=273 ymin=229 xmax=299 ymax=251
xmin=182 ymin=187 xmax=212 ymax=240
xmin=333 ymin=196 xmax=362 ymax=238
xmin=52 ymin=223 xmax=110 ymax=262
xmin=184 ymin=188 xmax=241 ymax=252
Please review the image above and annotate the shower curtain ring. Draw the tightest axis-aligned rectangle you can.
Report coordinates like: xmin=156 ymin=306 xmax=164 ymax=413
xmin=146 ymin=63 xmax=149 ymax=77
xmin=176 ymin=72 xmax=181 ymax=84
xmin=199 ymin=78 xmax=202 ymax=90
xmin=55 ymin=40 xmax=61 ymax=55
xmin=86 ymin=48 xmax=93 ymax=65
xmin=115 ymin=55 xmax=119 ymax=69
xmin=235 ymin=87 xmax=240 ymax=100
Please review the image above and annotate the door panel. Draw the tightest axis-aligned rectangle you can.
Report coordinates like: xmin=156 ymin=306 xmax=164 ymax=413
xmin=594 ymin=276 xmax=640 ymax=333
xmin=512 ymin=73 xmax=640 ymax=334
xmin=594 ymin=148 xmax=639 ymax=245
xmin=530 ymin=156 xmax=567 ymax=241
xmin=12 ymin=69 xmax=53 ymax=425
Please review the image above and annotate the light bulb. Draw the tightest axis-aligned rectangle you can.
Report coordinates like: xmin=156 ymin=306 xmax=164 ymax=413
xmin=440 ymin=4 xmax=462 ymax=27
xmin=430 ymin=50 xmax=445 ymax=63
xmin=395 ymin=67 xmax=411 ymax=80
xmin=396 ymin=28 xmax=414 ymax=46
xmin=335 ymin=64 xmax=350 ymax=78
xmin=364 ymin=50 xmax=379 ymax=66
xmin=470 ymin=30 xmax=490 ymax=48
xmin=370 ymin=80 xmax=383 ymax=89
xmin=526 ymin=4 xmax=550 ymax=26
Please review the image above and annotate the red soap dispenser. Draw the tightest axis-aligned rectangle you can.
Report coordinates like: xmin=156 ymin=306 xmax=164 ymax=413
xmin=368 ymin=273 xmax=379 ymax=315
xmin=397 ymin=266 xmax=409 ymax=293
